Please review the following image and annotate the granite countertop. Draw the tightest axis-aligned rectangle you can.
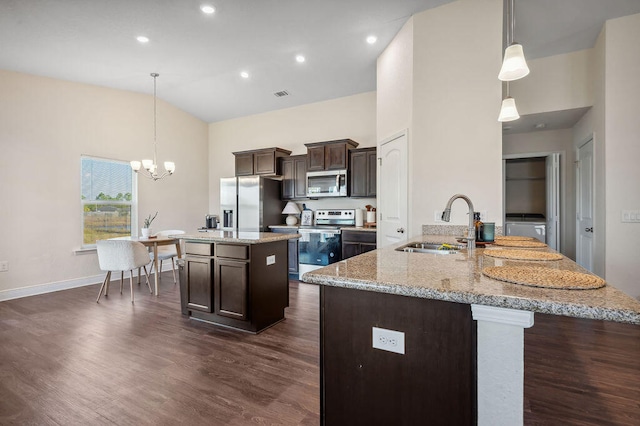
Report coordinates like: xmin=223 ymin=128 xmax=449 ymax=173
xmin=177 ymin=231 xmax=300 ymax=244
xmin=302 ymin=235 xmax=640 ymax=325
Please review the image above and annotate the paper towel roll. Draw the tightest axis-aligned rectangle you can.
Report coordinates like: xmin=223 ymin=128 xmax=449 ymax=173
xmin=366 ymin=211 xmax=376 ymax=223
xmin=355 ymin=209 xmax=364 ymax=227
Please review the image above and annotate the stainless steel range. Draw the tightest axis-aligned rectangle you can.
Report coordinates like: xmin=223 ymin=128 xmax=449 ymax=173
xmin=298 ymin=209 xmax=355 ymax=277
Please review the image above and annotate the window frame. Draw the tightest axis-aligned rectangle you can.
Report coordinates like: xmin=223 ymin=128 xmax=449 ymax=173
xmin=80 ymin=155 xmax=138 ymax=248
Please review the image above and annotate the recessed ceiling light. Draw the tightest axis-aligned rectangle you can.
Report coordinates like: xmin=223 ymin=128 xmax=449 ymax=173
xmin=136 ymin=36 xmax=149 ymax=43
xmin=201 ymin=5 xmax=215 ymax=14
xmin=366 ymin=35 xmax=377 ymax=44
xmin=240 ymin=71 xmax=249 ymax=79
xmin=296 ymin=55 xmax=305 ymax=63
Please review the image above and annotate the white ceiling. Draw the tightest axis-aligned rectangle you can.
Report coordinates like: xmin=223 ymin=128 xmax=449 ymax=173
xmin=1 ymin=0 xmax=640 ymax=124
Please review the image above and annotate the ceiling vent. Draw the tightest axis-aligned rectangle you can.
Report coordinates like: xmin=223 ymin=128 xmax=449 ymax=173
xmin=274 ymin=90 xmax=289 ymax=98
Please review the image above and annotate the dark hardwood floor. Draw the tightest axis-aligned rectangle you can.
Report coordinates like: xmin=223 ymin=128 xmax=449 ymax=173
xmin=0 ymin=274 xmax=319 ymax=425
xmin=0 ymin=273 xmax=638 ymax=425
xmin=524 ymin=313 xmax=640 ymax=426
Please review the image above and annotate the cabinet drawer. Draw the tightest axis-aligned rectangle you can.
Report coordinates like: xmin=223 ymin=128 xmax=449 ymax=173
xmin=342 ymin=231 xmax=376 ymax=244
xmin=216 ymin=244 xmax=249 ymax=260
xmin=185 ymin=242 xmax=214 ymax=256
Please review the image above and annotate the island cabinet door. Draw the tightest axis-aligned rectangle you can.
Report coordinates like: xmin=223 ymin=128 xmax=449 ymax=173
xmin=214 ymin=259 xmax=249 ymax=321
xmin=184 ymin=256 xmax=214 ymax=313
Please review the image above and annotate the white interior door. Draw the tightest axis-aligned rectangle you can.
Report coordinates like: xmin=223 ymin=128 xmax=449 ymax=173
xmin=378 ymin=131 xmax=408 ymax=248
xmin=576 ymin=139 xmax=594 ymax=271
xmin=545 ymin=153 xmax=560 ymax=251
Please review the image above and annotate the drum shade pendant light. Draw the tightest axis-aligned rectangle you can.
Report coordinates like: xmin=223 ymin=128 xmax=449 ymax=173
xmin=130 ymin=73 xmax=175 ymax=180
xmin=498 ymin=0 xmax=529 ymax=81
xmin=498 ymin=82 xmax=520 ymax=122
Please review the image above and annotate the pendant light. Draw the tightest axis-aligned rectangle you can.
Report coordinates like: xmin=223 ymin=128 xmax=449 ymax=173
xmin=130 ymin=73 xmax=175 ymax=180
xmin=498 ymin=81 xmax=520 ymax=122
xmin=498 ymin=0 xmax=529 ymax=81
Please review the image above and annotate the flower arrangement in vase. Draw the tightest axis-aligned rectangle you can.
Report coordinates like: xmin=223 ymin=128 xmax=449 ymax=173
xmin=141 ymin=212 xmax=158 ymax=238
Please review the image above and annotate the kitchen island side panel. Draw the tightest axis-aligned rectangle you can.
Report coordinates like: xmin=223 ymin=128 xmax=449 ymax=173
xmin=320 ymin=285 xmax=476 ymax=425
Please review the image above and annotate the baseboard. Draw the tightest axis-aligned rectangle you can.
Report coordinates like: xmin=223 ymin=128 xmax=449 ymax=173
xmin=0 ymin=263 xmax=176 ymax=302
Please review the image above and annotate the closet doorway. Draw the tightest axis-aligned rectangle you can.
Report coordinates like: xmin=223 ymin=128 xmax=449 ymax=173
xmin=503 ymin=153 xmax=560 ymax=251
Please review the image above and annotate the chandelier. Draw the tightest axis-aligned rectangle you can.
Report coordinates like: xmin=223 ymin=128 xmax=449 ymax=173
xmin=130 ymin=73 xmax=175 ymax=180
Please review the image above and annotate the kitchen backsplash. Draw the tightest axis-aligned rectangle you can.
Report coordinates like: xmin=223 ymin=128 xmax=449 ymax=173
xmin=422 ymin=224 xmax=504 ymax=237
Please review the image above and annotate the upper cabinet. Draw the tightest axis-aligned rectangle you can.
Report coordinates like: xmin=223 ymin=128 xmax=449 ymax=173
xmin=350 ymin=147 xmax=377 ymax=198
xmin=233 ymin=147 xmax=291 ymax=176
xmin=280 ymin=154 xmax=308 ymax=200
xmin=305 ymin=139 xmax=359 ymax=171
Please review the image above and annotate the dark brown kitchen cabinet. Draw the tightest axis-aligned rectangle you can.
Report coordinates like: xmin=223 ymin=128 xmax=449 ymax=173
xmin=341 ymin=229 xmax=376 ymax=260
xmin=180 ymin=242 xmax=215 ymax=314
xmin=178 ymin=239 xmax=290 ymax=333
xmin=305 ymin=139 xmax=359 ymax=171
xmin=214 ymin=259 xmax=248 ymax=320
xmin=233 ymin=147 xmax=291 ymax=176
xmin=350 ymin=147 xmax=377 ymax=198
xmin=280 ymin=155 xmax=307 ymax=200
xmin=182 ymin=256 xmax=214 ymax=313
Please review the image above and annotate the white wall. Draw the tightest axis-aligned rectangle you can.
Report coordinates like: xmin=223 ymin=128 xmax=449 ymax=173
xmin=0 ymin=70 xmax=209 ymax=298
xmin=208 ymin=92 xmax=377 ymax=215
xmin=411 ymin=0 xmax=503 ymax=230
xmin=589 ymin=22 xmax=608 ymax=280
xmin=511 ymin=49 xmax=594 ymax=115
xmin=377 ymin=17 xmax=414 ymax=143
xmin=503 ymin=129 xmax=576 ymax=260
xmin=603 ymin=13 xmax=640 ymax=298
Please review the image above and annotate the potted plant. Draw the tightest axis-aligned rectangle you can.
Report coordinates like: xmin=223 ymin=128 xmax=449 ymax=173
xmin=141 ymin=212 xmax=158 ymax=238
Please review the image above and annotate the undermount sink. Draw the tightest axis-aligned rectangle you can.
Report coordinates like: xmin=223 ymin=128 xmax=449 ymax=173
xmin=395 ymin=242 xmax=463 ymax=254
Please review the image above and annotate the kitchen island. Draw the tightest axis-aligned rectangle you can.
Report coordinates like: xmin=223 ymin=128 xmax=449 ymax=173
xmin=177 ymin=231 xmax=299 ymax=333
xmin=302 ymin=235 xmax=640 ymax=425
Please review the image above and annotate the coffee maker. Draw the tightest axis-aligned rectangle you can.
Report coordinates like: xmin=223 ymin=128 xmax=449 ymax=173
xmin=205 ymin=214 xmax=219 ymax=229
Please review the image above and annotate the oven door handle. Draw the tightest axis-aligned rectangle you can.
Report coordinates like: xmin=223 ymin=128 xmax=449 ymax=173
xmin=298 ymin=229 xmax=341 ymax=236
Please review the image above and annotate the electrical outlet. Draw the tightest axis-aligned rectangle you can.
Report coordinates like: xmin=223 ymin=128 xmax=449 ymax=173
xmin=372 ymin=327 xmax=405 ymax=354
xmin=434 ymin=210 xmax=444 ymax=222
xmin=266 ymin=255 xmax=275 ymax=265
xmin=0 ymin=261 xmax=7 ymax=272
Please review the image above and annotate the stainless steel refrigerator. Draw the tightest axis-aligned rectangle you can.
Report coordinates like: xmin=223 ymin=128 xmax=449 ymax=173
xmin=220 ymin=176 xmax=283 ymax=231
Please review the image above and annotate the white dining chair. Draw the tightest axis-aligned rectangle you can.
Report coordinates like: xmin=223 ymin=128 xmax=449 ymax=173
xmin=96 ymin=240 xmax=153 ymax=303
xmin=149 ymin=229 xmax=185 ymax=284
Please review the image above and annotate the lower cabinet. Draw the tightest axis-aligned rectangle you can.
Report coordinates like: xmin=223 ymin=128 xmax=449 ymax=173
xmin=178 ymin=239 xmax=289 ymax=333
xmin=341 ymin=230 xmax=376 ymax=260
xmin=215 ymin=259 xmax=248 ymax=320
xmin=183 ymin=256 xmax=214 ymax=313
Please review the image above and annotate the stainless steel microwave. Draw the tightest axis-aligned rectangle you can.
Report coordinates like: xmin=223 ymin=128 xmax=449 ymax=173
xmin=306 ymin=170 xmax=348 ymax=197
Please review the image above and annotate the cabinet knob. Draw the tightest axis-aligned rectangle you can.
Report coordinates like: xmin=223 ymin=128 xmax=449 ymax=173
xmin=397 ymin=228 xmax=405 ymax=233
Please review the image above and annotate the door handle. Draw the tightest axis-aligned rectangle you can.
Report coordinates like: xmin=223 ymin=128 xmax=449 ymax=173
xmin=397 ymin=228 xmax=405 ymax=233
xmin=585 ymin=227 xmax=593 ymax=233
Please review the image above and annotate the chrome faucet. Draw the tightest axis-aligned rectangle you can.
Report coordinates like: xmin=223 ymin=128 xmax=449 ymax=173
xmin=441 ymin=194 xmax=476 ymax=251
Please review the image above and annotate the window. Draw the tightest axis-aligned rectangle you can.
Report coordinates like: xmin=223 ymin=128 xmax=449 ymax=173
xmin=81 ymin=156 xmax=136 ymax=247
